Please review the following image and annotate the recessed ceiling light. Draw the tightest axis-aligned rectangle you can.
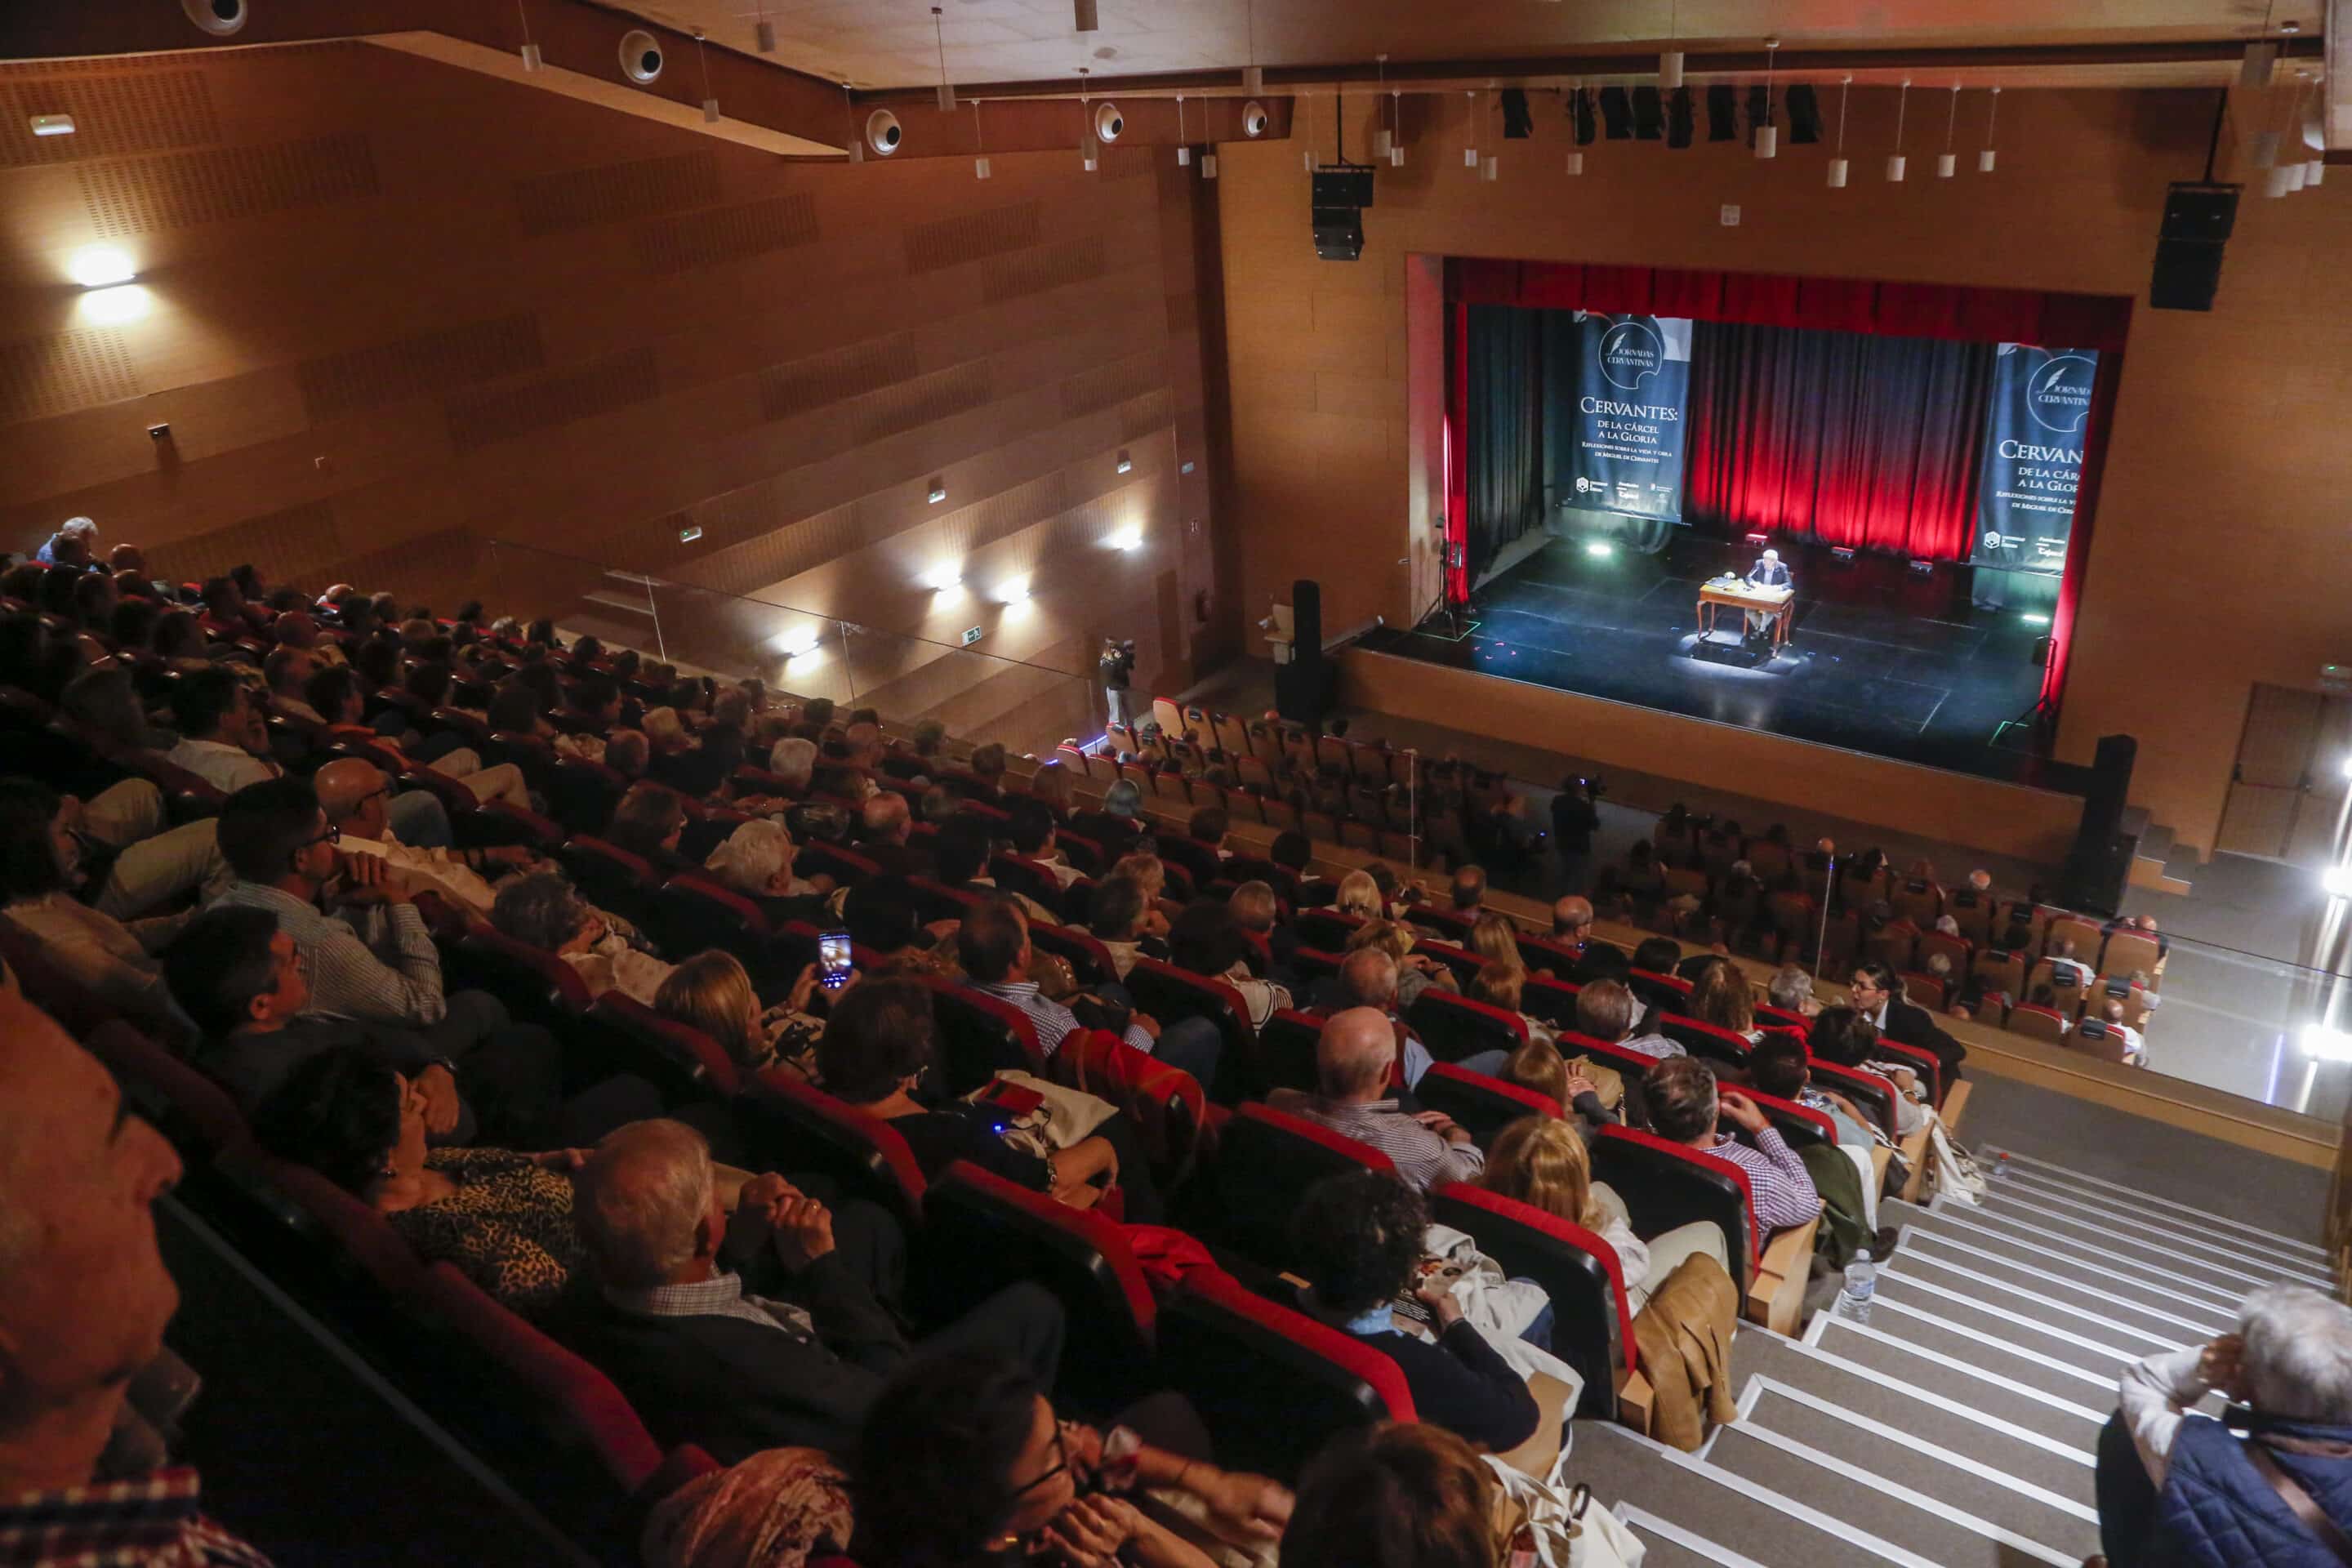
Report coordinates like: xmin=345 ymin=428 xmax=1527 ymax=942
xmin=67 ymin=246 xmax=136 ymax=288
xmin=29 ymin=114 xmax=75 ymax=137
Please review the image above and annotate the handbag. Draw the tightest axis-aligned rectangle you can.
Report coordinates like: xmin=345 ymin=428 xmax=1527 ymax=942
xmin=1924 ymin=1116 xmax=1988 ymax=1205
xmin=1481 ymin=1459 xmax=1646 ymax=1567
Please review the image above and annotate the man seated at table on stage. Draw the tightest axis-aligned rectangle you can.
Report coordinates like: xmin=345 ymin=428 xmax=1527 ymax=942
xmin=1744 ymin=549 xmax=1791 ymax=643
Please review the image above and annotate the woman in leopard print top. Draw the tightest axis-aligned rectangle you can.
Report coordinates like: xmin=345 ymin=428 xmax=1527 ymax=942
xmin=252 ymin=1046 xmax=587 ymax=1316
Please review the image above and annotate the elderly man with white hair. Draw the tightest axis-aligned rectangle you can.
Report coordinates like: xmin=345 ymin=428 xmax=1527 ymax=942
xmin=1743 ymin=546 xmax=1793 ymax=644
xmin=2096 ymin=1282 xmax=2352 ymax=1568
xmin=702 ymin=818 xmax=832 ymax=925
xmin=768 ymin=736 xmax=818 ymax=796
xmin=35 ymin=514 xmax=98 ymax=566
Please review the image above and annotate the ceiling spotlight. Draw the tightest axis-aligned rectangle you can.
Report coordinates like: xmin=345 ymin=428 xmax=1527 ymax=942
xmin=927 ymin=479 xmax=947 ymax=504
xmin=67 ymin=246 xmax=136 ymax=288
xmin=1887 ymin=78 xmax=1910 ymax=182
xmin=80 ymin=285 xmax=151 ymax=326
xmin=1754 ymin=38 xmax=1779 ymax=158
xmin=1980 ymin=86 xmax=2000 ymax=172
xmin=1827 ymin=74 xmax=1851 ymax=186
xmin=1115 ymin=450 xmax=1133 ymax=474
xmin=1108 ymin=526 xmax=1143 ymax=550
xmin=29 ymin=114 xmax=75 ymax=137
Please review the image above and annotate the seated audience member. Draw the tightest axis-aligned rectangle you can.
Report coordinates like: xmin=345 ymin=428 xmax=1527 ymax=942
xmin=766 ymin=736 xmax=818 ymax=797
xmin=934 ymin=816 xmax=1052 ymax=924
xmin=0 ymin=780 xmax=207 ymax=1036
xmin=840 ymin=874 xmax=962 ymax=981
xmin=1083 ymin=875 xmax=1162 ymax=981
xmin=557 ymin=1118 xmax=1066 ymax=1463
xmin=1282 ymin=1423 xmax=1521 ymax=1568
xmin=1464 ymin=961 xmax=1557 ymax=1051
xmin=604 ymin=727 xmax=649 ymax=782
xmin=0 ymin=995 xmax=273 ymax=1566
xmin=110 ymin=594 xmax=163 ymax=653
xmin=35 ymin=513 xmax=99 ymax=564
xmin=951 ymin=742 xmax=1007 ymax=804
xmin=1007 ymin=797 xmax=1084 ymax=889
xmin=604 ymin=783 xmax=695 ymax=873
xmin=2022 ymin=982 xmax=2073 ymax=1031
xmin=1025 ymin=759 xmax=1076 ymax=821
xmin=1575 ymin=977 xmax=1682 ymax=1059
xmin=1482 ymin=1116 xmax=1728 ymax=1315
xmin=490 ymin=871 xmax=673 ymax=1007
xmin=2100 ymin=998 xmax=2148 ymax=1066
xmin=2095 ymin=1284 xmax=2352 ymax=1568
xmin=855 ymin=791 xmax=929 ymax=876
xmin=1684 ymin=960 xmax=1762 ymax=1041
xmin=208 ymin=777 xmax=559 ymax=1143
xmin=489 ymin=679 xmax=604 ymax=771
xmin=1807 ymin=1005 xmax=1928 ymax=1135
xmin=846 ymin=1352 xmax=1287 ymax=1568
xmin=1449 ymin=863 xmax=1487 ymax=913
xmin=153 ymin=608 xmax=211 ymax=671
xmin=957 ymin=899 xmax=1197 ymax=1075
xmin=1490 ymin=1036 xmax=1611 ymax=1130
xmin=264 ymin=644 xmax=323 ymax=724
xmin=1643 ymin=1056 xmax=1820 ymax=1234
xmin=1228 ymin=878 xmax=1298 ymax=977
xmin=1748 ymin=1035 xmax=1878 ymax=1148
xmin=2047 ymin=938 xmax=2098 ymax=989
xmin=1167 ymin=898 xmax=1290 ymax=1028
xmin=1846 ymin=960 xmax=1965 ymax=1080
xmin=1343 ymin=919 xmax=1453 ymax=1008
xmin=164 ymin=906 xmax=476 ymax=1137
xmin=252 ymin=1046 xmax=588 ymax=1316
xmin=1465 ymin=910 xmax=1524 ymax=974
xmin=1323 ymin=946 xmax=1435 ymax=1089
xmin=1187 ymin=805 xmax=1234 ymax=863
xmin=0 ymin=771 xmax=227 ymax=921
xmin=314 ymin=758 xmax=537 ymax=918
xmin=656 ymin=949 xmax=832 ymax=1081
xmin=1289 ymin=1170 xmax=1539 ymax=1453
xmin=1330 ymin=869 xmax=1380 ymax=922
xmin=702 ymin=818 xmax=831 ymax=926
xmin=165 ymin=666 xmax=279 ymax=794
xmin=1767 ymin=964 xmax=1820 ymax=1018
xmin=1079 ymin=778 xmax=1147 ymax=854
xmin=1272 ymin=1008 xmax=1481 ymax=1189
xmin=918 ymin=784 xmax=962 ymax=826
xmin=648 ymin=704 xmax=739 ymax=798
xmin=1550 ymin=893 xmax=1596 ymax=951
xmin=61 ymin=666 xmax=174 ymax=758
xmin=817 ymin=977 xmax=1156 ymax=1222
xmin=1269 ymin=827 xmax=1331 ymax=906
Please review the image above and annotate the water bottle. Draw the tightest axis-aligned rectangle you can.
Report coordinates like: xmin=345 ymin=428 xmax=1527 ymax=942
xmin=1836 ymin=1250 xmax=1877 ymax=1324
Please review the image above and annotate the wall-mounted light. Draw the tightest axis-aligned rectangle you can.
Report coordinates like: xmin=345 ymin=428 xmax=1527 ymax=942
xmin=2326 ymin=865 xmax=2352 ymax=901
xmin=80 ymin=286 xmax=150 ymax=326
xmin=999 ymin=577 xmax=1031 ymax=603
xmin=1107 ymin=526 xmax=1143 ymax=551
xmin=773 ymin=625 xmax=823 ymax=657
xmin=926 ymin=563 xmax=964 ymax=592
xmin=29 ymin=114 xmax=75 ymax=137
xmin=1115 ymin=450 xmax=1133 ymax=474
xmin=68 ymin=246 xmax=136 ymax=288
xmin=927 ymin=480 xmax=948 ymax=504
xmin=2302 ymin=1024 xmax=2352 ymax=1062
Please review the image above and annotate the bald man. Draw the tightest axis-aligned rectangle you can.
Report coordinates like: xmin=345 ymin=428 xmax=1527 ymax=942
xmin=1268 ymin=1007 xmax=1483 ymax=1191
xmin=0 ymin=996 xmax=269 ymax=1563
xmin=314 ymin=759 xmax=539 ymax=918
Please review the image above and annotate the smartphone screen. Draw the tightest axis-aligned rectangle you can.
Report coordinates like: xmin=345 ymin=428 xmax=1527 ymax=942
xmin=818 ymin=930 xmax=853 ymax=989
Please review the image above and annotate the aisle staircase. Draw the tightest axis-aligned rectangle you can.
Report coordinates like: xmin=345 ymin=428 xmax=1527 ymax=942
xmin=1577 ymin=1148 xmax=2336 ymax=1567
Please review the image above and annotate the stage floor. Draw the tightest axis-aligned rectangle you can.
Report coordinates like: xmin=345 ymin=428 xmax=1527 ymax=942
xmin=1361 ymin=532 xmax=2056 ymax=783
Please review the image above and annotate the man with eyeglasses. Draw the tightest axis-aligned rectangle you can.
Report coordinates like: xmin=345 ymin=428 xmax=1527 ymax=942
xmin=205 ymin=777 xmax=559 ymax=1146
xmin=313 ymin=759 xmax=544 ymax=920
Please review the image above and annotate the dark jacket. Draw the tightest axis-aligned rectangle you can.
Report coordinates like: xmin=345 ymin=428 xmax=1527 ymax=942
xmin=550 ymin=1257 xmax=907 ymax=1463
xmin=2154 ymin=1414 xmax=2352 ymax=1568
xmin=858 ymin=838 xmax=933 ymax=880
xmin=1882 ymin=998 xmax=1967 ymax=1078
xmin=1349 ymin=1318 xmax=1540 ymax=1454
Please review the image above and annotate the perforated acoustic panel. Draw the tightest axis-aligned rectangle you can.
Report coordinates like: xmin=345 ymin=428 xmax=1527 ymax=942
xmin=757 ymin=334 xmax=921 ymax=423
xmin=982 ymin=234 xmax=1108 ymax=304
xmin=0 ymin=71 xmax=218 ymax=168
xmin=1059 ymin=350 xmax=1169 ymax=421
xmin=297 ymin=314 xmax=545 ymax=424
xmin=0 ymin=329 xmax=139 ymax=427
xmin=512 ymin=152 xmax=722 ymax=237
xmin=443 ymin=347 xmax=661 ymax=452
xmin=633 ymin=192 xmax=817 ymax=275
xmin=854 ymin=360 xmax=993 ymax=444
xmin=1118 ymin=388 xmax=1176 ymax=443
xmin=149 ymin=498 xmax=340 ymax=589
xmin=902 ymin=201 xmax=1043 ymax=274
xmin=78 ymin=134 xmax=380 ymax=237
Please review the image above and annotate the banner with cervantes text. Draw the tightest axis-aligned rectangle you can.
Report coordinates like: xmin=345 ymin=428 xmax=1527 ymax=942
xmin=1564 ymin=313 xmax=1690 ymax=523
xmin=1971 ymin=343 xmax=2100 ymax=577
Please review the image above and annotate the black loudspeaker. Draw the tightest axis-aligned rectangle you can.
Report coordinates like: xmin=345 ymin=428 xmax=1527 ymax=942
xmin=1598 ymin=87 xmax=1633 ymax=140
xmin=1310 ymin=166 xmax=1375 ymax=208
xmin=1705 ymin=85 xmax=1737 ymax=141
xmin=1500 ymin=87 xmax=1534 ymax=139
xmin=2151 ymin=181 xmax=2239 ymax=311
xmin=1276 ymin=580 xmax=1334 ymax=724
xmin=2059 ymin=733 xmax=2138 ymax=913
xmin=1632 ymin=86 xmax=1664 ymax=140
xmin=1665 ymin=87 xmax=1694 ymax=149
xmin=1784 ymin=84 xmax=1822 ymax=143
xmin=1570 ymin=88 xmax=1597 ymax=145
xmin=1311 ymin=207 xmax=1363 ymax=262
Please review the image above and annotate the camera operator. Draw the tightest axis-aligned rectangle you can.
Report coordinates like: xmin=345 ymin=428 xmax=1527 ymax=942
xmin=1099 ymin=637 xmax=1137 ymax=731
xmin=1552 ymin=775 xmax=1602 ymax=896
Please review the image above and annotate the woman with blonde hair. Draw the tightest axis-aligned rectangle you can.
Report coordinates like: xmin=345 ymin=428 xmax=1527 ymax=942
xmin=1108 ymin=849 xmax=1174 ymax=935
xmin=1685 ymin=959 xmax=1760 ymax=1041
xmin=1334 ymin=869 xmax=1383 ymax=920
xmin=1467 ymin=910 xmax=1523 ymax=973
xmin=1481 ymin=1116 xmax=1727 ymax=1312
xmin=1026 ymin=760 xmax=1076 ymax=820
xmin=653 ymin=949 xmax=829 ymax=1082
xmin=1464 ymin=960 xmax=1553 ymax=1049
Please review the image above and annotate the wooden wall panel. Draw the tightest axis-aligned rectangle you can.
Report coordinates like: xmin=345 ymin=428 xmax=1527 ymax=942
xmin=1217 ymin=87 xmax=2352 ymax=855
xmin=0 ymin=42 xmax=1218 ymax=750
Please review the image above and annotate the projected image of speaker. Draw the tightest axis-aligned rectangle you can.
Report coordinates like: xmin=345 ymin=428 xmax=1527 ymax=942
xmin=2151 ymin=180 xmax=2239 ymax=311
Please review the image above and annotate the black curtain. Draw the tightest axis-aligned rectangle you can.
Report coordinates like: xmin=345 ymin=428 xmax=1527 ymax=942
xmin=1682 ymin=320 xmax=1994 ymax=561
xmin=1467 ymin=305 xmax=1542 ymax=581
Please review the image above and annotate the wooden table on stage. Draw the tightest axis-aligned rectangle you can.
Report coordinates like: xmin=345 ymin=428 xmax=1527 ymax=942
xmin=1696 ymin=577 xmax=1795 ymax=649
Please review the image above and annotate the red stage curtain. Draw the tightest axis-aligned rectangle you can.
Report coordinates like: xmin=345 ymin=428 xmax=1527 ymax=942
xmin=1682 ymin=321 xmax=1995 ymax=561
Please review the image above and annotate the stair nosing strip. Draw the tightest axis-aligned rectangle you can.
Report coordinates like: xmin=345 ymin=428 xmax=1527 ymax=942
xmin=1983 ymin=1148 xmax=2331 ymax=1258
xmin=1989 ymin=1169 xmax=2334 ymax=1277
xmin=1618 ymin=1506 xmax=1777 ymax=1568
xmin=1747 ymin=1376 xmax=2101 ymax=1523
xmin=1913 ymin=1204 xmax=2250 ymax=1309
xmin=1967 ymin=1195 xmax=2319 ymax=1291
xmin=1863 ymin=1296 xmax=2132 ymax=1392
xmin=1599 ymin=1428 xmax=1949 ymax=1568
xmin=1768 ymin=1333 xmax=2100 ymax=1463
xmin=1878 ymin=1269 xmax=2152 ymax=1362
xmin=1893 ymin=1243 xmax=2205 ymax=1345
xmin=1815 ymin=1315 xmax=2110 ymax=1425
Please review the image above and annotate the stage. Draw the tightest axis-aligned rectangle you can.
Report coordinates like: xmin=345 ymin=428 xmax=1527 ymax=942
xmin=1362 ymin=530 xmax=2060 ymax=785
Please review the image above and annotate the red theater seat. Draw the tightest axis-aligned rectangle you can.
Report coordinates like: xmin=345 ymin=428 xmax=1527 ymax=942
xmin=741 ymin=1073 xmax=927 ymax=1231
xmin=1405 ymin=988 xmax=1528 ymax=1064
xmin=1211 ymin=1102 xmax=1392 ymax=1267
xmin=1413 ymin=1062 xmax=1560 ymax=1145
xmin=1588 ymin=1124 xmax=1759 ymax=1295
xmin=921 ymin=978 xmax=1047 ymax=1093
xmin=1429 ymin=1183 xmax=1634 ymax=1419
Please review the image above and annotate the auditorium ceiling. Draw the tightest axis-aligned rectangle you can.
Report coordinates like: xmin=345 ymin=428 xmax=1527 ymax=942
xmin=628 ymin=0 xmax=2324 ymax=91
